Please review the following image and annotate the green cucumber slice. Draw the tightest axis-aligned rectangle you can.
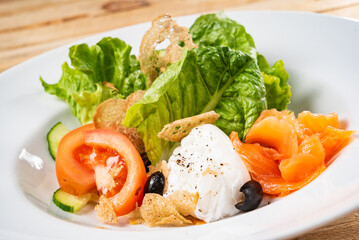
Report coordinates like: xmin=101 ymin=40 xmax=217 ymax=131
xmin=47 ymin=122 xmax=69 ymax=160
xmin=53 ymin=189 xmax=91 ymax=213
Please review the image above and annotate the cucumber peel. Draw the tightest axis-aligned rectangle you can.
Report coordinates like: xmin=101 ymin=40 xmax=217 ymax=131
xmin=47 ymin=122 xmax=69 ymax=160
xmin=53 ymin=189 xmax=91 ymax=213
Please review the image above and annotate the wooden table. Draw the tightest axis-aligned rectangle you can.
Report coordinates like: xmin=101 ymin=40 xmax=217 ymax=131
xmin=1 ymin=0 xmax=359 ymax=239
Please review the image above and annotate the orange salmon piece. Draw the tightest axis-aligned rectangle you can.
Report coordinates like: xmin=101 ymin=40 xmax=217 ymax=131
xmin=298 ymin=111 xmax=339 ymax=133
xmin=231 ymin=109 xmax=354 ymax=197
xmin=319 ymin=126 xmax=355 ymax=164
xmin=231 ymin=131 xmax=326 ymax=196
xmin=246 ymin=116 xmax=298 ymax=159
xmin=231 ymin=132 xmax=282 ymax=177
xmin=252 ymin=165 xmax=326 ymax=197
xmin=279 ymin=135 xmax=325 ymax=182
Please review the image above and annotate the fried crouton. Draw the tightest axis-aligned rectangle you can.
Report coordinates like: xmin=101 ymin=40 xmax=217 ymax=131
xmin=95 ymin=196 xmax=118 ymax=224
xmin=93 ymin=91 xmax=146 ymax=153
xmin=167 ymin=190 xmax=199 ymax=216
xmin=140 ymin=193 xmax=192 ymax=227
xmin=158 ymin=111 xmax=220 ymax=142
xmin=139 ymin=14 xmax=197 ymax=83
xmin=123 ymin=90 xmax=146 ymax=111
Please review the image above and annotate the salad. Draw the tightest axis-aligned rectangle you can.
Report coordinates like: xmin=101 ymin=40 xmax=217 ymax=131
xmin=40 ymin=12 xmax=354 ymax=226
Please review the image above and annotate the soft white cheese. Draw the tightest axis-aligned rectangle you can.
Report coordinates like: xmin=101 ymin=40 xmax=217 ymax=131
xmin=164 ymin=124 xmax=250 ymax=223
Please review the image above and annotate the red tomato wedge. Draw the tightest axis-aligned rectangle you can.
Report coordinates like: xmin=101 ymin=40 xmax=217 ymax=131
xmin=56 ymin=124 xmax=96 ymax=196
xmin=83 ymin=129 xmax=147 ymax=216
xmin=56 ymin=125 xmax=147 ymax=216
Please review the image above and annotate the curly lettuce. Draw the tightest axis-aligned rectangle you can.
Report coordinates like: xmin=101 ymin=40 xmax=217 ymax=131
xmin=41 ymin=37 xmax=147 ymax=124
xmin=262 ymin=60 xmax=291 ymax=110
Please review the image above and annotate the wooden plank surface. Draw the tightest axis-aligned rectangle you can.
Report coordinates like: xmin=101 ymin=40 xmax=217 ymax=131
xmin=1 ymin=0 xmax=359 ymax=239
xmin=2 ymin=0 xmax=359 ymax=72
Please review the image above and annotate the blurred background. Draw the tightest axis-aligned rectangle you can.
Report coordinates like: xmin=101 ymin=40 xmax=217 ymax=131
xmin=1 ymin=0 xmax=359 ymax=239
xmin=1 ymin=0 xmax=359 ymax=72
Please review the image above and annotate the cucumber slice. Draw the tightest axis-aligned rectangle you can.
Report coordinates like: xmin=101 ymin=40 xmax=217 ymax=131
xmin=47 ymin=122 xmax=69 ymax=160
xmin=53 ymin=189 xmax=91 ymax=213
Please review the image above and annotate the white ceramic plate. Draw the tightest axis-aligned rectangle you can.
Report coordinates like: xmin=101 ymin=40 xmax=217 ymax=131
xmin=1 ymin=11 xmax=359 ymax=240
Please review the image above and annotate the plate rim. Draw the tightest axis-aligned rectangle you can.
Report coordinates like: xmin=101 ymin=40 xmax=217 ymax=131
xmin=1 ymin=10 xmax=359 ymax=240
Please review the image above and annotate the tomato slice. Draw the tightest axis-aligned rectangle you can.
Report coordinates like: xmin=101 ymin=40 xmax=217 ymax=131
xmin=56 ymin=124 xmax=147 ymax=215
xmin=83 ymin=129 xmax=147 ymax=216
xmin=56 ymin=124 xmax=96 ymax=195
xmin=83 ymin=145 xmax=128 ymax=199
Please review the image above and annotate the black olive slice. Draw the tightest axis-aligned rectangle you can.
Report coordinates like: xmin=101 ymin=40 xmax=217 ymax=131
xmin=235 ymin=180 xmax=263 ymax=212
xmin=143 ymin=171 xmax=165 ymax=196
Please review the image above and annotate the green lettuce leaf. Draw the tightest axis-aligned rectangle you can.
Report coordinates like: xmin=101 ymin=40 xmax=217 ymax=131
xmin=123 ymin=46 xmax=266 ymax=164
xmin=262 ymin=60 xmax=291 ymax=110
xmin=189 ymin=12 xmax=291 ymax=110
xmin=41 ymin=63 xmax=120 ymax=124
xmin=189 ymin=12 xmax=257 ymax=59
xmin=40 ymin=37 xmax=147 ymax=124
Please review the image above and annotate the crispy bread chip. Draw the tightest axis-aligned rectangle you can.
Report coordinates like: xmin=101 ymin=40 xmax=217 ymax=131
xmin=128 ymin=188 xmax=200 ymax=226
xmin=140 ymin=14 xmax=197 ymax=83
xmin=123 ymin=90 xmax=146 ymax=112
xmin=94 ymin=98 xmax=126 ymax=129
xmin=93 ymin=91 xmax=146 ymax=153
xmin=167 ymin=190 xmax=199 ymax=216
xmin=140 ymin=193 xmax=192 ymax=227
xmin=132 ymin=191 xmax=199 ymax=226
xmin=95 ymin=196 xmax=118 ymax=224
xmin=158 ymin=111 xmax=220 ymax=142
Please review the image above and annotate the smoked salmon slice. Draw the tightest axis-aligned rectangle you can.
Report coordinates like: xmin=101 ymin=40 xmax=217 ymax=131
xmin=246 ymin=116 xmax=298 ymax=159
xmin=279 ymin=135 xmax=325 ymax=182
xmin=231 ymin=109 xmax=354 ymax=197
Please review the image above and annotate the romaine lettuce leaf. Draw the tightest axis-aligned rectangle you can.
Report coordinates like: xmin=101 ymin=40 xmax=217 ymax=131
xmin=123 ymin=46 xmax=266 ymax=164
xmin=262 ymin=60 xmax=291 ymax=110
xmin=189 ymin=12 xmax=291 ymax=110
xmin=189 ymin=12 xmax=257 ymax=59
xmin=40 ymin=37 xmax=147 ymax=125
